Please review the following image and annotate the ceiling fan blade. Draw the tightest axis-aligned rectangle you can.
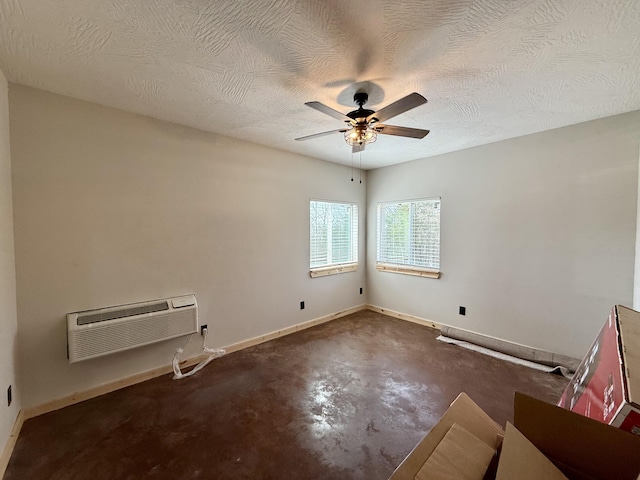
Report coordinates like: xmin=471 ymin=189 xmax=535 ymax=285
xmin=352 ymin=143 xmax=365 ymax=154
xmin=374 ymin=124 xmax=430 ymax=139
xmin=305 ymin=101 xmax=352 ymax=122
xmin=295 ymin=128 xmax=348 ymax=141
xmin=366 ymin=93 xmax=427 ymax=124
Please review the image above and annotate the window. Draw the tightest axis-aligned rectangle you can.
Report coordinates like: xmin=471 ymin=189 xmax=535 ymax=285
xmin=310 ymin=200 xmax=358 ymax=277
xmin=376 ymin=197 xmax=441 ymax=278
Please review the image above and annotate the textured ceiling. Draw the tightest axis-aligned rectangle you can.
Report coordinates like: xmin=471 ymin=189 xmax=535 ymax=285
xmin=1 ymin=0 xmax=639 ymax=169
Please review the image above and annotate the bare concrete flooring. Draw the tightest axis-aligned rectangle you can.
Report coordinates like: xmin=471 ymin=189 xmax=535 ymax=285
xmin=6 ymin=310 xmax=568 ymax=479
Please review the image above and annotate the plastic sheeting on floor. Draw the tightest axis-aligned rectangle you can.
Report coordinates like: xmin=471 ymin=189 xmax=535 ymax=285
xmin=436 ymin=335 xmax=573 ymax=379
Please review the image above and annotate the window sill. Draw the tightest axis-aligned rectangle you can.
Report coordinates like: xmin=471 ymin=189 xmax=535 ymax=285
xmin=310 ymin=263 xmax=358 ymax=278
xmin=376 ymin=263 xmax=441 ymax=279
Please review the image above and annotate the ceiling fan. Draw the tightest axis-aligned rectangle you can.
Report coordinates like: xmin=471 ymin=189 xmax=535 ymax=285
xmin=295 ymin=92 xmax=430 ymax=152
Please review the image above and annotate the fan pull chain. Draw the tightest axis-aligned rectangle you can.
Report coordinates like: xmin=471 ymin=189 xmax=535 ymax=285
xmin=351 ymin=150 xmax=354 ymax=182
xmin=359 ymin=150 xmax=362 ymax=184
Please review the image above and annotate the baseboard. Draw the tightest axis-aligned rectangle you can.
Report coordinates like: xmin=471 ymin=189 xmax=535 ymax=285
xmin=23 ymin=304 xmax=368 ymax=421
xmin=22 ymin=362 xmax=183 ymax=419
xmin=0 ymin=410 xmax=24 ymax=479
xmin=439 ymin=324 xmax=581 ymax=371
xmin=367 ymin=304 xmax=580 ymax=371
xmin=6 ymin=303 xmax=575 ymax=471
xmin=366 ymin=304 xmax=442 ymax=330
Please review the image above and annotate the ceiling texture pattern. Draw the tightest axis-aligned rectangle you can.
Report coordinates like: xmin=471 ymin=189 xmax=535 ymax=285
xmin=0 ymin=0 xmax=639 ymax=169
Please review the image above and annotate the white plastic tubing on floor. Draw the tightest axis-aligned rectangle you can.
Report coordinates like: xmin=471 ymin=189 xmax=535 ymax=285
xmin=436 ymin=335 xmax=573 ymax=379
xmin=172 ymin=327 xmax=226 ymax=380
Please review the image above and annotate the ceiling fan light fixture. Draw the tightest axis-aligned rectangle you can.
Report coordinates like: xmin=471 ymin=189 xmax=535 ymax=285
xmin=344 ymin=126 xmax=377 ymax=146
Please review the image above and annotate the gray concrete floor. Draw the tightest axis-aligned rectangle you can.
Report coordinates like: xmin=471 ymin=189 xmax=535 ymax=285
xmin=6 ymin=310 xmax=568 ymax=479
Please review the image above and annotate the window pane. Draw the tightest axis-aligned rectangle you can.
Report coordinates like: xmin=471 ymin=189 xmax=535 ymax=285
xmin=310 ymin=201 xmax=358 ymax=268
xmin=378 ymin=203 xmax=409 ymax=264
xmin=410 ymin=200 xmax=440 ymax=269
xmin=377 ymin=198 xmax=440 ymax=270
xmin=310 ymin=202 xmax=328 ymax=267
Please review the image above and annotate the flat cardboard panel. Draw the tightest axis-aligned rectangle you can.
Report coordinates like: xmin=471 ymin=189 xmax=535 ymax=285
xmin=414 ymin=423 xmax=495 ymax=480
xmin=495 ymin=423 xmax=568 ymax=480
xmin=389 ymin=393 xmax=504 ymax=480
xmin=617 ymin=305 xmax=640 ymax=406
xmin=514 ymin=392 xmax=640 ymax=480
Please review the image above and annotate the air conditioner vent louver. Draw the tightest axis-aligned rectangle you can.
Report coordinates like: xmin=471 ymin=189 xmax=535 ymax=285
xmin=67 ymin=295 xmax=197 ymax=363
xmin=77 ymin=301 xmax=169 ymax=326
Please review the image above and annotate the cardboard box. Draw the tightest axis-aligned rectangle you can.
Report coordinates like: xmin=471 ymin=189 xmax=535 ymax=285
xmin=388 ymin=392 xmax=503 ymax=480
xmin=558 ymin=305 xmax=640 ymax=434
xmin=389 ymin=392 xmax=640 ymax=480
xmin=514 ymin=392 xmax=640 ymax=480
xmin=415 ymin=423 xmax=496 ymax=480
xmin=495 ymin=423 xmax=568 ymax=480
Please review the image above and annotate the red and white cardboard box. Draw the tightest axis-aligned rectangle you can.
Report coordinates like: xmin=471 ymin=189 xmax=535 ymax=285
xmin=559 ymin=305 xmax=640 ymax=434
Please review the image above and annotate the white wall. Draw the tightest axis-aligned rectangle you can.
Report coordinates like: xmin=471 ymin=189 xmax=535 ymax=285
xmin=9 ymin=85 xmax=367 ymax=408
xmin=367 ymin=111 xmax=640 ymax=359
xmin=634 ymin=141 xmax=640 ymax=310
xmin=0 ymin=71 xmax=19 ymax=449
xmin=8 ymin=82 xmax=640 ymax=408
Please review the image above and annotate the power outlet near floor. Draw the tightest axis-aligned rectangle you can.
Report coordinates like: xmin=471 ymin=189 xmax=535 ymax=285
xmin=459 ymin=306 xmax=466 ymax=316
xmin=300 ymin=301 xmax=305 ymax=310
xmin=7 ymin=385 xmax=11 ymax=407
xmin=359 ymin=287 xmax=363 ymax=295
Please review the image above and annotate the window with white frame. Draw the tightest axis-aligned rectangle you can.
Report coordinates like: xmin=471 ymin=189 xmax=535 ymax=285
xmin=376 ymin=197 xmax=441 ymax=278
xmin=310 ymin=200 xmax=358 ymax=277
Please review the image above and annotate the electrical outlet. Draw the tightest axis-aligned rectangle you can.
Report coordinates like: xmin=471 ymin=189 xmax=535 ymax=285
xmin=359 ymin=287 xmax=363 ymax=295
xmin=459 ymin=306 xmax=466 ymax=316
xmin=200 ymin=325 xmax=208 ymax=336
xmin=7 ymin=385 xmax=11 ymax=407
xmin=300 ymin=301 xmax=305 ymax=310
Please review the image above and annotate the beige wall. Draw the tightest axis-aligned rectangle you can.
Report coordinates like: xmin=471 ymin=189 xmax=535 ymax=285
xmin=367 ymin=111 xmax=640 ymax=359
xmin=634 ymin=141 xmax=640 ymax=311
xmin=9 ymin=85 xmax=367 ymax=408
xmin=0 ymin=71 xmax=19 ymax=450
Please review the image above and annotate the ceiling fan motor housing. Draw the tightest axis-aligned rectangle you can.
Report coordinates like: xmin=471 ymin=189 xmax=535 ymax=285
xmin=354 ymin=92 xmax=368 ymax=106
xmin=347 ymin=93 xmax=376 ymax=122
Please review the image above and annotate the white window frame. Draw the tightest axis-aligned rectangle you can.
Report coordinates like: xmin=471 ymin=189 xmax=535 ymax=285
xmin=310 ymin=200 xmax=358 ymax=278
xmin=376 ymin=197 xmax=441 ymax=279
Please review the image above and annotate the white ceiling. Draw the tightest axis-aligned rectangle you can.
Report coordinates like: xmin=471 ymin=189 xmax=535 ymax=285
xmin=1 ymin=0 xmax=639 ymax=170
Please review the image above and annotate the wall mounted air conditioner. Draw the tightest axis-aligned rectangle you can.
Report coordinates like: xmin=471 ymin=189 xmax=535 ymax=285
xmin=67 ymin=295 xmax=198 ymax=363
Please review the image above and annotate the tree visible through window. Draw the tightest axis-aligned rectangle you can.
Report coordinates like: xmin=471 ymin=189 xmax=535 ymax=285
xmin=377 ymin=198 xmax=440 ymax=271
xmin=310 ymin=200 xmax=358 ymax=269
